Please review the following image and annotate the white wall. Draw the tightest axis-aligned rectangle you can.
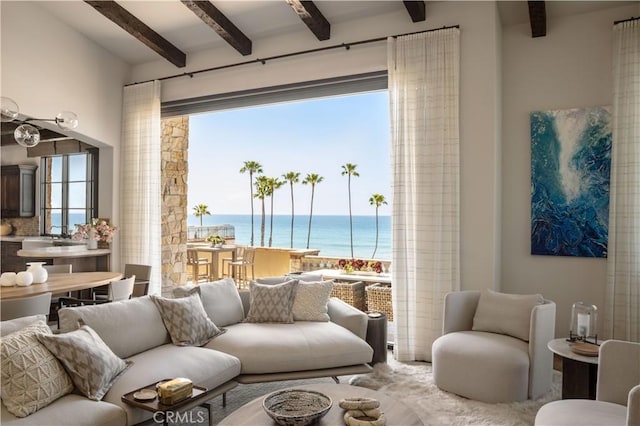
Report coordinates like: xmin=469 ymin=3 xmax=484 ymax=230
xmin=501 ymin=3 xmax=640 ymax=337
xmin=131 ymin=1 xmax=504 ymax=292
xmin=1 ymin=1 xmax=130 ymax=270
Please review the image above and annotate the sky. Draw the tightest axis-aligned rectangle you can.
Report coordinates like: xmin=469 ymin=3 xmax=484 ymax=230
xmin=188 ymin=90 xmax=391 ymax=216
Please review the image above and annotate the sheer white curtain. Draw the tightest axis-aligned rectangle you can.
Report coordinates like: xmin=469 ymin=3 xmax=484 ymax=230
xmin=605 ymin=19 xmax=640 ymax=342
xmin=120 ymin=81 xmax=162 ymax=295
xmin=388 ymin=28 xmax=460 ymax=362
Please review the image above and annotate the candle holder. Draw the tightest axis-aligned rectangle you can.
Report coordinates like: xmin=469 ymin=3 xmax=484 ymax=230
xmin=568 ymin=302 xmax=598 ymax=345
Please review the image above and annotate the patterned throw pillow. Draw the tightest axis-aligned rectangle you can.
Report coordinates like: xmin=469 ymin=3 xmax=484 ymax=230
xmin=0 ymin=321 xmax=73 ymax=417
xmin=151 ymin=293 xmax=224 ymax=346
xmin=245 ymin=280 xmax=299 ymax=323
xmin=292 ymin=280 xmax=334 ymax=322
xmin=37 ymin=325 xmax=131 ymax=401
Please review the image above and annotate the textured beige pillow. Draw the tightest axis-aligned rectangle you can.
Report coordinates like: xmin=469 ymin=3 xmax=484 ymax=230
xmin=0 ymin=321 xmax=73 ymax=417
xmin=37 ymin=325 xmax=131 ymax=401
xmin=472 ymin=289 xmax=544 ymax=341
xmin=245 ymin=280 xmax=298 ymax=323
xmin=292 ymin=280 xmax=334 ymax=322
xmin=151 ymin=293 xmax=224 ymax=346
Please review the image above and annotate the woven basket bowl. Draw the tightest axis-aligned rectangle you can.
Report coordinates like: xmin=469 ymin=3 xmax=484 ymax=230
xmin=263 ymin=389 xmax=332 ymax=426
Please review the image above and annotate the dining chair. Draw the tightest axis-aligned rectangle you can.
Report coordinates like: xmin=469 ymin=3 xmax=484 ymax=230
xmin=222 ymin=246 xmax=244 ymax=278
xmin=43 ymin=264 xmax=73 ymax=323
xmin=60 ymin=276 xmax=136 ymax=306
xmin=43 ymin=264 xmax=73 ymax=274
xmin=187 ymin=248 xmax=212 ymax=283
xmin=228 ymin=247 xmax=256 ymax=288
xmin=1 ymin=292 xmax=53 ymax=321
xmin=124 ymin=264 xmax=151 ymax=297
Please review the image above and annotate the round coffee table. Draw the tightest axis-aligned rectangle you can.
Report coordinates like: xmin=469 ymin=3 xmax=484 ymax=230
xmin=218 ymin=383 xmax=425 ymax=425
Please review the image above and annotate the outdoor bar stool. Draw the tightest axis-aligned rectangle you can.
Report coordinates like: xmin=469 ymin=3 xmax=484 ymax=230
xmin=228 ymin=247 xmax=255 ymax=288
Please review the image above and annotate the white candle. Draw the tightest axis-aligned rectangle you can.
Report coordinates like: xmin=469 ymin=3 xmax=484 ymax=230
xmin=577 ymin=313 xmax=590 ymax=337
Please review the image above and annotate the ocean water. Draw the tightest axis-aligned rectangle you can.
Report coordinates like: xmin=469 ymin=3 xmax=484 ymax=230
xmin=189 ymin=214 xmax=392 ymax=260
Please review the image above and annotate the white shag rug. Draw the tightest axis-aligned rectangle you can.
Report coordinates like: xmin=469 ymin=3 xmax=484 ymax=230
xmin=349 ymin=358 xmax=561 ymax=426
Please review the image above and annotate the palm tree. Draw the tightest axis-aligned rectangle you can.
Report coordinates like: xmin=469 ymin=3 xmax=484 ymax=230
xmin=192 ymin=204 xmax=211 ymax=239
xmin=302 ymin=173 xmax=324 ymax=249
xmin=282 ymin=171 xmax=300 ymax=248
xmin=369 ymin=193 xmax=387 ymax=258
xmin=267 ymin=177 xmax=284 ymax=247
xmin=341 ymin=163 xmax=360 ymax=258
xmin=254 ymin=175 xmax=270 ymax=247
xmin=239 ymin=161 xmax=263 ymax=246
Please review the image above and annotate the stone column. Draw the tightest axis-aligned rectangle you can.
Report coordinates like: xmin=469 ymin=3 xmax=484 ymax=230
xmin=161 ymin=117 xmax=189 ymax=296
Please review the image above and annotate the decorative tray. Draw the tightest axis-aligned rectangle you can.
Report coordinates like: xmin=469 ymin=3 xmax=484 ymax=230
xmin=570 ymin=342 xmax=599 ymax=357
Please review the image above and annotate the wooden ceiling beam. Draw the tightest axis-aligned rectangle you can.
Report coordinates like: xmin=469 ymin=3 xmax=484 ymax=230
xmin=528 ymin=1 xmax=547 ymax=38
xmin=181 ymin=1 xmax=252 ymax=56
xmin=285 ymin=0 xmax=330 ymax=41
xmin=84 ymin=0 xmax=186 ymax=67
xmin=403 ymin=1 xmax=426 ymax=23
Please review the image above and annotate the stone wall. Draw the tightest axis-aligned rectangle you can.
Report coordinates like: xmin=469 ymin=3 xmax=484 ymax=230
xmin=161 ymin=117 xmax=189 ymax=296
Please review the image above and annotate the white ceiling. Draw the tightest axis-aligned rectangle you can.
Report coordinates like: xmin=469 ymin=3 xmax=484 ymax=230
xmin=34 ymin=1 xmax=636 ymax=67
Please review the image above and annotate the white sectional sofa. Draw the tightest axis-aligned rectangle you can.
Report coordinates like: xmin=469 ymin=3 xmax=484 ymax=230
xmin=0 ymin=278 xmax=373 ymax=426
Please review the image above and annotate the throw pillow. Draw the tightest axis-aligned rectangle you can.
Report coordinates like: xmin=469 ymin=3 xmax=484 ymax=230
xmin=151 ymin=293 xmax=224 ymax=346
xmin=244 ymin=280 xmax=298 ymax=323
xmin=198 ymin=278 xmax=245 ymax=326
xmin=0 ymin=314 xmax=47 ymax=337
xmin=37 ymin=325 xmax=131 ymax=401
xmin=472 ymin=289 xmax=544 ymax=342
xmin=1 ymin=321 xmax=73 ymax=417
xmin=292 ymin=280 xmax=334 ymax=322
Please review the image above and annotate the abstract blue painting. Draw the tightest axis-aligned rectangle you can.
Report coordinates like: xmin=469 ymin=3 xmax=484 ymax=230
xmin=530 ymin=107 xmax=611 ymax=257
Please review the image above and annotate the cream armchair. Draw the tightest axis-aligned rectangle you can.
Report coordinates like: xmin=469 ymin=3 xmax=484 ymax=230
xmin=535 ymin=339 xmax=640 ymax=426
xmin=432 ymin=290 xmax=556 ymax=403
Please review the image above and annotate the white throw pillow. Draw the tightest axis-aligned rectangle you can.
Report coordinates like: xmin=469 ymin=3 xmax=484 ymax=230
xmin=292 ymin=280 xmax=334 ymax=322
xmin=1 ymin=321 xmax=73 ymax=417
xmin=0 ymin=314 xmax=47 ymax=337
xmin=198 ymin=278 xmax=245 ymax=326
xmin=472 ymin=289 xmax=544 ymax=342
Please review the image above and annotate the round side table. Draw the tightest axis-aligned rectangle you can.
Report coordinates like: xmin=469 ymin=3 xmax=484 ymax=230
xmin=366 ymin=311 xmax=388 ymax=365
xmin=548 ymin=338 xmax=599 ymax=400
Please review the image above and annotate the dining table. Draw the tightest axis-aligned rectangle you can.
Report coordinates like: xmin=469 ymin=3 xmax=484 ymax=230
xmin=0 ymin=271 xmax=123 ymax=300
xmin=193 ymin=245 xmax=238 ymax=281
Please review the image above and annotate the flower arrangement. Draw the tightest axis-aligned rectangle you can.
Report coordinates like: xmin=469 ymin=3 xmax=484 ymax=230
xmin=337 ymin=259 xmax=384 ymax=274
xmin=205 ymin=234 xmax=225 ymax=245
xmin=72 ymin=219 xmax=118 ymax=242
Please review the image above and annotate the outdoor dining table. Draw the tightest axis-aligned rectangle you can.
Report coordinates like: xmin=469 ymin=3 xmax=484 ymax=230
xmin=0 ymin=271 xmax=123 ymax=300
xmin=193 ymin=245 xmax=237 ymax=281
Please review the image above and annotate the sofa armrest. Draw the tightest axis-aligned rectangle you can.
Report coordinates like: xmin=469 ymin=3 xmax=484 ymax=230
xmin=327 ymin=297 xmax=368 ymax=340
xmin=528 ymin=300 xmax=556 ymax=399
xmin=442 ymin=291 xmax=481 ymax=334
xmin=628 ymin=384 xmax=640 ymax=426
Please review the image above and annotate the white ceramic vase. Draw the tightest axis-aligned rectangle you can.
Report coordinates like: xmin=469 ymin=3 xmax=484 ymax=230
xmin=16 ymin=271 xmax=33 ymax=287
xmin=0 ymin=272 xmax=17 ymax=286
xmin=26 ymin=262 xmax=48 ymax=284
xmin=87 ymin=230 xmax=98 ymax=250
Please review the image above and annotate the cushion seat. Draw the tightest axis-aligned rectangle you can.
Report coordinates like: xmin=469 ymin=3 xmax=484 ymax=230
xmin=535 ymin=400 xmax=627 ymax=426
xmin=432 ymin=331 xmax=530 ymax=402
xmin=206 ymin=322 xmax=373 ymax=375
xmin=1 ymin=394 xmax=125 ymax=426
xmin=103 ymin=344 xmax=241 ymax=426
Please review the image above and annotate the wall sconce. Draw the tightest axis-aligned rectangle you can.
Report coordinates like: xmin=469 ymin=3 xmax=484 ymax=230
xmin=1 ymin=96 xmax=78 ymax=148
xmin=569 ymin=301 xmax=598 ymax=344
